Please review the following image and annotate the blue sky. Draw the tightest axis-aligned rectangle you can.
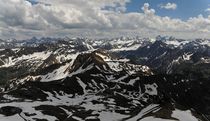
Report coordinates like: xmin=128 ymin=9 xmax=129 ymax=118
xmin=126 ymin=0 xmax=210 ymax=20
xmin=28 ymin=0 xmax=210 ymax=20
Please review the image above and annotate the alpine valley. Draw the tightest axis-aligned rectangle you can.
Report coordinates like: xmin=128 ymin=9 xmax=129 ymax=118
xmin=0 ymin=36 xmax=210 ymax=121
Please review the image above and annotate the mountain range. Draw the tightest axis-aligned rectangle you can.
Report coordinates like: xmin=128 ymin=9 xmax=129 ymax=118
xmin=0 ymin=36 xmax=210 ymax=121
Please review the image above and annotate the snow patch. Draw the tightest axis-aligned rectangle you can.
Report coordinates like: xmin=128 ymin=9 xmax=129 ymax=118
xmin=144 ymin=83 xmax=158 ymax=96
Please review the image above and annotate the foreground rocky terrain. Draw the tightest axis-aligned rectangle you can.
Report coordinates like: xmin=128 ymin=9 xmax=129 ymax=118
xmin=0 ymin=36 xmax=210 ymax=121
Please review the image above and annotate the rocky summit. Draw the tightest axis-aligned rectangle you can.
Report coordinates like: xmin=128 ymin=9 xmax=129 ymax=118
xmin=0 ymin=36 xmax=210 ymax=121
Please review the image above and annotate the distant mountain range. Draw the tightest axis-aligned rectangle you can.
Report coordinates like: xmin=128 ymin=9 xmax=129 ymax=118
xmin=0 ymin=36 xmax=209 ymax=121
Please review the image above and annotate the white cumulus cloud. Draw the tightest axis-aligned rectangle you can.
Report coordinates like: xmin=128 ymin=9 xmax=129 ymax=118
xmin=141 ymin=3 xmax=156 ymax=16
xmin=159 ymin=2 xmax=177 ymax=10
xmin=206 ymin=8 xmax=210 ymax=12
xmin=0 ymin=0 xmax=209 ymax=39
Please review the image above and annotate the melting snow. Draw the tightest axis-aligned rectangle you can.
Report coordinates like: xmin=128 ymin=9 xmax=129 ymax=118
xmin=183 ymin=53 xmax=193 ymax=61
xmin=127 ymin=104 xmax=160 ymax=121
xmin=144 ymin=83 xmax=158 ymax=95
xmin=129 ymin=77 xmax=140 ymax=85
xmin=98 ymin=111 xmax=128 ymax=121
xmin=140 ymin=116 xmax=173 ymax=121
xmin=140 ymin=108 xmax=198 ymax=121
xmin=68 ymin=63 xmax=94 ymax=77
xmin=172 ymin=109 xmax=198 ymax=121
xmin=40 ymin=62 xmax=70 ymax=82
xmin=0 ymin=114 xmax=25 ymax=121
xmin=76 ymin=77 xmax=87 ymax=94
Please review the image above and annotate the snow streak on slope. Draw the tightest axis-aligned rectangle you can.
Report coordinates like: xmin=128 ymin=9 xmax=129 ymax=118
xmin=40 ymin=62 xmax=70 ymax=82
xmin=0 ymin=51 xmax=52 ymax=68
xmin=140 ymin=109 xmax=198 ymax=121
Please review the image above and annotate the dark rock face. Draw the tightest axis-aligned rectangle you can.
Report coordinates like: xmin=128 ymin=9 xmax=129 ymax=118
xmin=0 ymin=106 xmax=22 ymax=116
xmin=70 ymin=52 xmax=108 ymax=72
xmin=39 ymin=54 xmax=59 ymax=69
xmin=0 ymin=60 xmax=4 ymax=66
